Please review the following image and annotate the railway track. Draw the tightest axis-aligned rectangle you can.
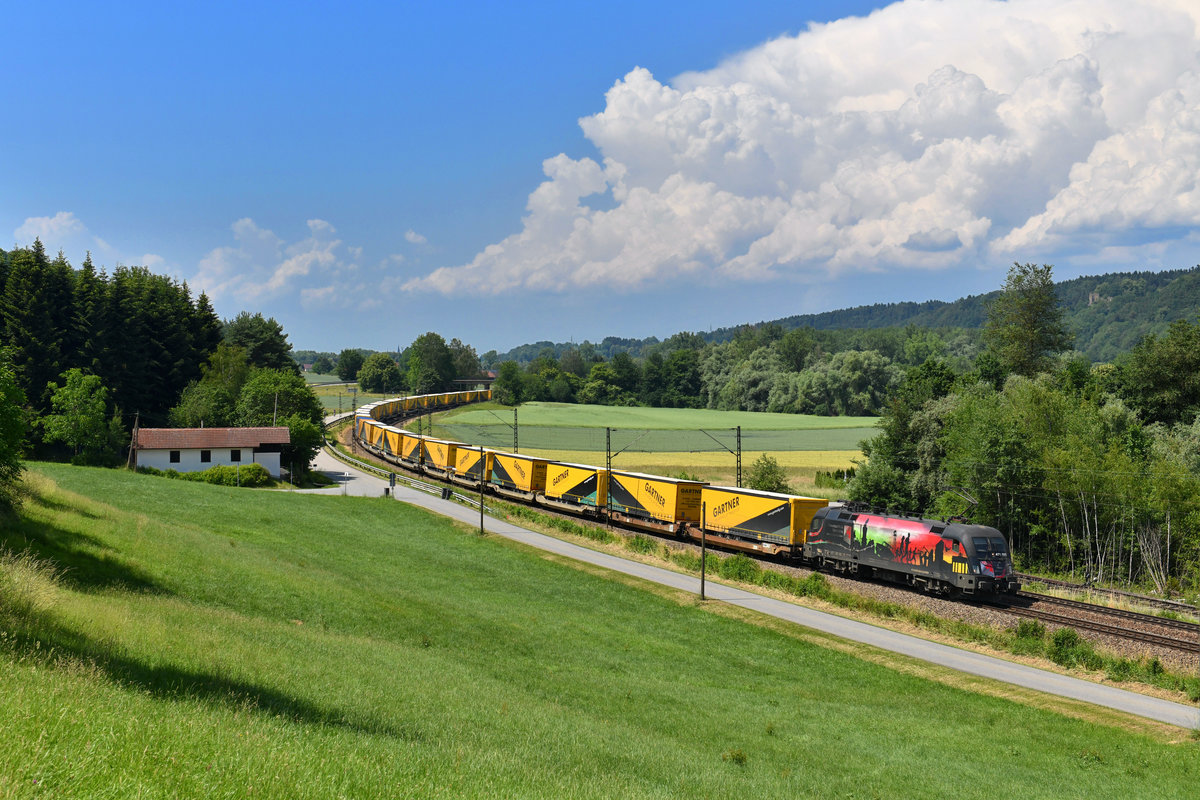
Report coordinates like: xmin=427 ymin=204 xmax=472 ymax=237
xmin=1020 ymin=591 xmax=1200 ymax=634
xmin=1000 ymin=603 xmax=1200 ymax=656
xmin=984 ymin=591 xmax=1200 ymax=656
xmin=1016 ymin=572 xmax=1198 ymax=614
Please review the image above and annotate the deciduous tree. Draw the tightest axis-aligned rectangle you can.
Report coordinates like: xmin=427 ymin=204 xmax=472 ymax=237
xmin=981 ymin=262 xmax=1071 ymax=379
xmin=41 ymin=369 xmax=122 ymax=464
xmin=358 ymin=353 xmax=404 ymax=393
xmin=336 ymin=349 xmax=365 ymax=382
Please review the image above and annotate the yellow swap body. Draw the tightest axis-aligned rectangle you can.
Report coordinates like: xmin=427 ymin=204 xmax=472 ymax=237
xmin=544 ymin=461 xmax=608 ymax=510
xmin=609 ymin=470 xmax=703 ymax=524
xmin=701 ymin=486 xmax=828 ymax=547
xmin=490 ymin=451 xmax=548 ymax=494
xmin=422 ymin=438 xmax=461 ymax=473
xmin=453 ymin=446 xmax=490 ymax=482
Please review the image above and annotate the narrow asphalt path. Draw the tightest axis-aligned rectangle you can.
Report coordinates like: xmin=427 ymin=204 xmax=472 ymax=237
xmin=304 ymin=449 xmax=1200 ymax=730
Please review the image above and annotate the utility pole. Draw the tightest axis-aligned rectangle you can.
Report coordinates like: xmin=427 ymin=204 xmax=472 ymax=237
xmin=736 ymin=425 xmax=742 ymax=488
xmin=700 ymin=501 xmax=707 ymax=601
xmin=126 ymin=412 xmax=140 ymax=470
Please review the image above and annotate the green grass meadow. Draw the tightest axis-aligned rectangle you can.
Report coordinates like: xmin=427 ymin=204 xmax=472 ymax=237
xmin=5 ymin=464 xmax=1192 ymax=798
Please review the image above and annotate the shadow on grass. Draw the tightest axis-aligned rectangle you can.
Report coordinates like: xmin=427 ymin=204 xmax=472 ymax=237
xmin=2 ymin=502 xmax=164 ymax=596
xmin=3 ymin=613 xmax=421 ymax=741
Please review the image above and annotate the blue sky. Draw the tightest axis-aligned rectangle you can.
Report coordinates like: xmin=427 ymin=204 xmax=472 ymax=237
xmin=5 ymin=1 xmax=1200 ymax=355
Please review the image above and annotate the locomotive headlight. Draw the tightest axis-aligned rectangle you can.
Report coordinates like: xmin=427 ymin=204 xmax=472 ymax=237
xmin=970 ymin=562 xmax=980 ymax=574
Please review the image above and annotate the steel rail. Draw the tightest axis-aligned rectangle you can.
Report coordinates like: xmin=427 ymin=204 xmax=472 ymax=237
xmin=1001 ymin=605 xmax=1200 ymax=656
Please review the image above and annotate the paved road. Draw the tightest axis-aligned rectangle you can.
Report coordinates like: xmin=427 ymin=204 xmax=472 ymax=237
xmin=304 ymin=449 xmax=1200 ymax=730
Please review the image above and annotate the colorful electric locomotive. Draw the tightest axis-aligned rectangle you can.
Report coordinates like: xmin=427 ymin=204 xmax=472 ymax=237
xmin=804 ymin=504 xmax=1019 ymax=595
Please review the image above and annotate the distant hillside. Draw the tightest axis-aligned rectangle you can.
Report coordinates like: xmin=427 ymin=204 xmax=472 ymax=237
xmin=493 ymin=265 xmax=1200 ymax=365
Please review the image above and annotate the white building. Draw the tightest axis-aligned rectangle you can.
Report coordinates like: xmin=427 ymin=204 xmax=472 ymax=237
xmin=134 ymin=427 xmax=291 ymax=478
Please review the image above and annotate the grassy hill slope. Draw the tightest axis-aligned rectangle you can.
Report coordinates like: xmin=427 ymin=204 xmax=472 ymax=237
xmin=1 ymin=465 xmax=1195 ymax=797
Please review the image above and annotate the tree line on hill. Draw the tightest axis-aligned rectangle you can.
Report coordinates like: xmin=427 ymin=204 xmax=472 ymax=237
xmin=486 ymin=265 xmax=1200 ymax=367
xmin=0 ymin=242 xmax=324 ymax=505
xmin=848 ymin=265 xmax=1200 ymax=594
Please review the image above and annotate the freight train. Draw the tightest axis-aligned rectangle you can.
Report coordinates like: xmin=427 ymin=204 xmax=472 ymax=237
xmin=352 ymin=391 xmax=1019 ymax=597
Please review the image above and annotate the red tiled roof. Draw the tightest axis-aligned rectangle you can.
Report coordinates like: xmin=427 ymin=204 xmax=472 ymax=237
xmin=136 ymin=427 xmax=291 ymax=450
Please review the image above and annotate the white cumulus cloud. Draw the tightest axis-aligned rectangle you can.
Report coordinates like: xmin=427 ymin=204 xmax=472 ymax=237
xmin=407 ymin=0 xmax=1200 ymax=295
xmin=14 ymin=211 xmax=86 ymax=244
xmin=192 ymin=218 xmax=360 ymax=305
xmin=405 ymin=229 xmax=428 ymax=244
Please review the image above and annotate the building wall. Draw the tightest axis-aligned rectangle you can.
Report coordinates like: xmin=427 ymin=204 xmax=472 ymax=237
xmin=139 ymin=448 xmax=283 ymax=478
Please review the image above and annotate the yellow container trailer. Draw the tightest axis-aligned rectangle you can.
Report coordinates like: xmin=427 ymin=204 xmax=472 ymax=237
xmin=489 ymin=451 xmax=548 ymax=500
xmin=542 ymin=461 xmax=609 ymax=516
xmin=421 ymin=437 xmax=462 ymax=478
xmin=449 ymin=445 xmax=491 ymax=489
xmin=696 ymin=486 xmax=829 ymax=557
xmin=608 ymin=470 xmax=704 ymax=533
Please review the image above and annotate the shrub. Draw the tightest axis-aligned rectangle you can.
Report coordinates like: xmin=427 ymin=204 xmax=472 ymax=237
xmin=745 ymin=454 xmax=791 ymax=494
xmin=140 ymin=463 xmax=273 ymax=488
xmin=719 ymin=554 xmax=762 ymax=583
xmin=1105 ymin=658 xmax=1133 ymax=683
xmin=181 ymin=463 xmax=272 ymax=488
xmin=1047 ymin=627 xmax=1097 ymax=668
xmin=626 ymin=535 xmax=657 ymax=554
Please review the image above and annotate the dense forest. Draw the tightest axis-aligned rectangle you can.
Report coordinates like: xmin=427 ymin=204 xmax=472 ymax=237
xmin=0 ymin=242 xmax=322 ymax=485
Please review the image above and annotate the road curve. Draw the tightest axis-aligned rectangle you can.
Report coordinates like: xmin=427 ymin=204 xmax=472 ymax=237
xmin=303 ymin=449 xmax=1200 ymax=730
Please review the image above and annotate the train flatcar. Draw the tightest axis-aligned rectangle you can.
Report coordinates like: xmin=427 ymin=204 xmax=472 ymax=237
xmin=804 ymin=504 xmax=1019 ymax=595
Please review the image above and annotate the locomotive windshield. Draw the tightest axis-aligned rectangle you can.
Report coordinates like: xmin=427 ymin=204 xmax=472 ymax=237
xmin=972 ymin=536 xmax=1009 ymax=557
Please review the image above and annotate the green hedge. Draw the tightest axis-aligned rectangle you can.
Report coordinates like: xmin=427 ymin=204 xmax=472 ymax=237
xmin=137 ymin=463 xmax=273 ymax=488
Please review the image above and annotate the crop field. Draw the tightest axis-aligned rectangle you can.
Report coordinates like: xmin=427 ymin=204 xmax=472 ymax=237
xmin=1 ymin=464 xmax=1194 ymax=798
